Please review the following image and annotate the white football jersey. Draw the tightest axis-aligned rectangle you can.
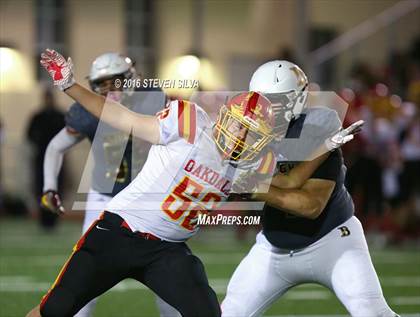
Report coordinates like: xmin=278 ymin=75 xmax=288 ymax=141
xmin=107 ymin=100 xmax=253 ymax=242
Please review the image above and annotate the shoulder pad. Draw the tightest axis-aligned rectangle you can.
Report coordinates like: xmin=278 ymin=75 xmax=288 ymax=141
xmin=305 ymin=107 xmax=341 ymax=136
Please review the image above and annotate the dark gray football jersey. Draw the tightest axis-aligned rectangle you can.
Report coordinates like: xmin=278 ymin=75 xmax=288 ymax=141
xmin=65 ymin=87 xmax=165 ymax=196
xmin=263 ymin=107 xmax=354 ymax=249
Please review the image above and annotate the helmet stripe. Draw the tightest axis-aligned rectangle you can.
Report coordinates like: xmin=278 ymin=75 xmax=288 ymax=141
xmin=243 ymin=92 xmax=259 ymax=119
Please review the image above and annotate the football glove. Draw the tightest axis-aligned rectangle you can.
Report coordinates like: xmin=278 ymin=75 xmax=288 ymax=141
xmin=41 ymin=190 xmax=65 ymax=214
xmin=40 ymin=49 xmax=75 ymax=91
xmin=325 ymin=120 xmax=364 ymax=151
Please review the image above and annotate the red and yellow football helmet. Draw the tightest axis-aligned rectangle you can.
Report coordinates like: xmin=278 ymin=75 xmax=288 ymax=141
xmin=214 ymin=91 xmax=275 ymax=161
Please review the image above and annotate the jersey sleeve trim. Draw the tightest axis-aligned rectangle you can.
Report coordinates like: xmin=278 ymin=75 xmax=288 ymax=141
xmin=177 ymin=100 xmax=197 ymax=144
xmin=256 ymin=150 xmax=276 ymax=175
xmin=66 ymin=126 xmax=80 ymax=135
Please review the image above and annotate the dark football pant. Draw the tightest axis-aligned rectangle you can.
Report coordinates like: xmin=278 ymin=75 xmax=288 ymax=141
xmin=40 ymin=211 xmax=220 ymax=317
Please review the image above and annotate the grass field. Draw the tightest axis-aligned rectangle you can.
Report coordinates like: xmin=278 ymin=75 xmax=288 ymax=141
xmin=1 ymin=218 xmax=419 ymax=317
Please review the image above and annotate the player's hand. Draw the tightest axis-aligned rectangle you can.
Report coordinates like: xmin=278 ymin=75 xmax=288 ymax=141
xmin=40 ymin=49 xmax=75 ymax=91
xmin=325 ymin=120 xmax=364 ymax=151
xmin=41 ymin=190 xmax=65 ymax=215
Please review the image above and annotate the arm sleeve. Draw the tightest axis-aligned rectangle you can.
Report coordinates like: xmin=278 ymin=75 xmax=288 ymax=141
xmin=43 ymin=128 xmax=84 ymax=191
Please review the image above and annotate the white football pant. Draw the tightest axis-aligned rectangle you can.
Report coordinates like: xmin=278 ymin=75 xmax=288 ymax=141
xmin=222 ymin=216 xmax=397 ymax=317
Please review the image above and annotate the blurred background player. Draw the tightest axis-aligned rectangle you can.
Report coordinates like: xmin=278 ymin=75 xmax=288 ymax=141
xmin=40 ymin=52 xmax=179 ymax=317
xmin=26 ymin=88 xmax=66 ymax=230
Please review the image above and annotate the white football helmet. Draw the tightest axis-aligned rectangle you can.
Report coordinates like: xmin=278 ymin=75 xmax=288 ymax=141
xmin=88 ymin=52 xmax=136 ymax=93
xmin=249 ymin=60 xmax=308 ymax=129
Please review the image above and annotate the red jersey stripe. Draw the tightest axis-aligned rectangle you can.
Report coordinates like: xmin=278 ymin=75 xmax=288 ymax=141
xmin=188 ymin=103 xmax=197 ymax=144
xmin=178 ymin=100 xmax=185 ymax=139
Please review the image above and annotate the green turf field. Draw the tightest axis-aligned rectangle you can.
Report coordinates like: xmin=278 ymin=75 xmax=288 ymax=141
xmin=1 ymin=218 xmax=419 ymax=317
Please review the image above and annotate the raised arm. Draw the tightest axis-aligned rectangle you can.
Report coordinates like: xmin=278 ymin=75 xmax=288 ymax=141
xmin=40 ymin=49 xmax=160 ymax=144
xmin=64 ymin=83 xmax=160 ymax=143
xmin=270 ymin=119 xmax=364 ymax=189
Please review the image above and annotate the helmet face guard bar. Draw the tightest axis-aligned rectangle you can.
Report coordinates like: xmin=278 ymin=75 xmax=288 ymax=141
xmin=89 ymin=74 xmax=123 ymax=94
xmin=214 ymin=105 xmax=274 ymax=161
xmin=265 ymin=83 xmax=308 ymax=111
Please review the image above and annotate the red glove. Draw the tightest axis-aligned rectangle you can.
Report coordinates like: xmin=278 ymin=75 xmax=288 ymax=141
xmin=40 ymin=49 xmax=75 ymax=91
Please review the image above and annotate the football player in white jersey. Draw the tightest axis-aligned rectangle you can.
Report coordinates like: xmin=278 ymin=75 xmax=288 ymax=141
xmin=40 ymin=52 xmax=179 ymax=317
xmin=221 ymin=61 xmax=398 ymax=317
xmin=27 ymin=49 xmax=278 ymax=317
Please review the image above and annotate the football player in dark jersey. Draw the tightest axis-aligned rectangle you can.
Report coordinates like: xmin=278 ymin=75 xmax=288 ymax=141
xmin=40 ymin=52 xmax=179 ymax=317
xmin=222 ymin=61 xmax=398 ymax=317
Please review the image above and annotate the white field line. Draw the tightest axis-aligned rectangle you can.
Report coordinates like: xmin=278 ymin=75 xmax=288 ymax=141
xmin=0 ymin=243 xmax=76 ymax=251
xmin=0 ymin=277 xmax=329 ymax=300
xmin=1 ymin=276 xmax=419 ymax=307
xmin=1 ymin=253 xmax=420 ymax=289
xmin=0 ymin=255 xmax=68 ymax=266
xmin=371 ymin=250 xmax=420 ymax=258
xmin=2 ymin=230 xmax=419 ymax=261
xmin=2 ymin=274 xmax=416 ymax=292
xmin=198 ymin=252 xmax=420 ymax=265
xmin=372 ymin=256 xmax=420 ymax=264
xmin=381 ymin=276 xmax=420 ymax=287
xmin=1 ymin=251 xmax=419 ymax=266
xmin=0 ymin=253 xmax=248 ymax=266
xmin=212 ymin=276 xmax=420 ymax=288
xmin=2 ymin=228 xmax=420 ymax=247
xmin=391 ymin=297 xmax=420 ymax=305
